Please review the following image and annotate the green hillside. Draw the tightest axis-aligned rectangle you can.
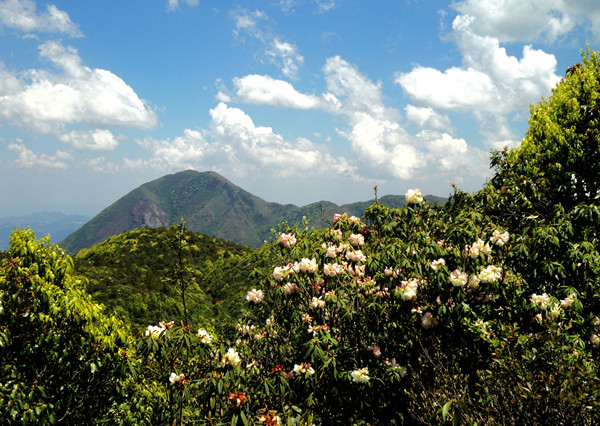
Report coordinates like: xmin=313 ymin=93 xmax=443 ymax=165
xmin=72 ymin=225 xmax=266 ymax=331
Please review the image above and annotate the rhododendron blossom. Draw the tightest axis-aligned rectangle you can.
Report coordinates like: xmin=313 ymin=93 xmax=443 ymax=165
xmin=591 ymin=334 xmax=600 ymax=346
xmin=324 ymin=262 xmax=343 ymax=277
xmin=449 ymin=269 xmax=468 ymax=287
xmin=490 ymin=230 xmax=510 ymax=246
xmin=293 ymin=363 xmax=315 ymax=375
xmin=169 ymin=372 xmax=186 ymax=384
xmin=279 ymin=233 xmax=297 ymax=248
xmin=421 ymin=312 xmax=438 ymax=329
xmin=468 ymin=275 xmax=480 ymax=289
xmin=346 ymin=249 xmax=365 ymax=262
xmin=478 ymin=265 xmax=502 ymax=283
xmin=405 ymin=188 xmax=423 ymax=204
xmin=430 ymin=258 xmax=445 ymax=270
xmin=311 ymin=297 xmax=326 ymax=309
xmin=145 ymin=324 xmax=165 ymax=339
xmin=469 ymin=239 xmax=492 ymax=258
xmin=561 ymin=293 xmax=577 ymax=309
xmin=246 ymin=288 xmax=264 ymax=303
xmin=349 ymin=233 xmax=365 ymax=246
xmin=351 ymin=367 xmax=370 ymax=383
xmin=401 ymin=278 xmax=419 ymax=300
xmin=197 ymin=328 xmax=213 ymax=344
xmin=531 ymin=293 xmax=551 ymax=310
xmin=221 ymin=348 xmax=241 ymax=367
xmin=333 ymin=213 xmax=348 ymax=222
xmin=273 ymin=266 xmax=286 ymax=282
xmin=349 ymin=215 xmax=361 ymax=225
xmin=299 ymin=257 xmax=318 ymax=273
xmin=284 ymin=282 xmax=299 ymax=295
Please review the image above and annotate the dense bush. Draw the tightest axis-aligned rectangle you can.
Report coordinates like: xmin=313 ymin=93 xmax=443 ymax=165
xmin=0 ymin=229 xmax=131 ymax=424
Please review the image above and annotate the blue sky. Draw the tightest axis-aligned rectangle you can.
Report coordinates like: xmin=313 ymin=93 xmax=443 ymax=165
xmin=0 ymin=0 xmax=598 ymax=217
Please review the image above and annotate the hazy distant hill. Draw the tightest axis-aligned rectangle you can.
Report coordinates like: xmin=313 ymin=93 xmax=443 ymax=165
xmin=0 ymin=212 xmax=89 ymax=251
xmin=60 ymin=170 xmax=446 ymax=253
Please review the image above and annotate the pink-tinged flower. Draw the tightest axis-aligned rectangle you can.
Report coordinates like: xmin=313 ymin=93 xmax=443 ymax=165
xmin=561 ymin=292 xmax=577 ymax=309
xmin=490 ymin=230 xmax=510 ymax=246
xmin=279 ymin=233 xmax=297 ymax=248
xmin=384 ymin=267 xmax=393 ymax=276
xmin=293 ymin=362 xmax=315 ymax=375
xmin=333 ymin=213 xmax=348 ymax=222
xmin=478 ymin=265 xmax=502 ymax=283
xmin=448 ymin=269 xmax=467 ymax=287
xmin=350 ymin=367 xmax=370 ymax=383
xmin=197 ymin=329 xmax=213 ymax=344
xmin=246 ymin=288 xmax=264 ymax=303
xmin=301 ymin=313 xmax=313 ymax=323
xmin=421 ymin=312 xmax=438 ymax=329
xmin=405 ymin=188 xmax=423 ymax=204
xmin=220 ymin=348 xmax=241 ymax=367
xmin=169 ymin=372 xmax=186 ymax=384
xmin=299 ymin=257 xmax=318 ymax=273
xmin=468 ymin=275 xmax=480 ymax=289
xmin=349 ymin=233 xmax=365 ymax=246
xmin=401 ymin=278 xmax=419 ymax=300
xmin=469 ymin=239 xmax=491 ymax=258
xmin=349 ymin=216 xmax=361 ymax=225
xmin=530 ymin=293 xmax=551 ymax=310
xmin=372 ymin=346 xmax=381 ymax=358
xmin=283 ymin=282 xmax=299 ymax=295
xmin=325 ymin=244 xmax=338 ymax=258
xmin=311 ymin=297 xmax=326 ymax=309
xmin=324 ymin=262 xmax=342 ymax=277
xmin=591 ymin=334 xmax=600 ymax=347
xmin=159 ymin=320 xmax=175 ymax=328
xmin=273 ymin=266 xmax=286 ymax=282
xmin=346 ymin=249 xmax=365 ymax=262
xmin=330 ymin=228 xmax=343 ymax=241
xmin=430 ymin=258 xmax=445 ymax=270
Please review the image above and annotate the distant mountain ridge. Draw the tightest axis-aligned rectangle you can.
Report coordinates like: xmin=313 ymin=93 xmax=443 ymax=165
xmin=60 ymin=170 xmax=446 ymax=253
xmin=0 ymin=212 xmax=89 ymax=251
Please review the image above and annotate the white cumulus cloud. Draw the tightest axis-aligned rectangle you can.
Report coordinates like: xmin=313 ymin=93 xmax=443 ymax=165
xmin=0 ymin=41 xmax=158 ymax=133
xmin=452 ymin=0 xmax=600 ymax=43
xmin=8 ymin=142 xmax=72 ymax=169
xmin=396 ymin=14 xmax=561 ymax=147
xmin=59 ymin=129 xmax=119 ymax=151
xmin=232 ymin=74 xmax=321 ymax=109
xmin=0 ymin=0 xmax=82 ymax=37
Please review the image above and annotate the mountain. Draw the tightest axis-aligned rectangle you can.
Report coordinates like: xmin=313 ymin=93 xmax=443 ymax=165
xmin=0 ymin=212 xmax=89 ymax=251
xmin=60 ymin=170 xmax=447 ymax=253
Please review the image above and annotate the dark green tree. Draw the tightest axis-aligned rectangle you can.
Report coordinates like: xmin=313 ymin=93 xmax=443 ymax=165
xmin=0 ymin=229 xmax=131 ymax=424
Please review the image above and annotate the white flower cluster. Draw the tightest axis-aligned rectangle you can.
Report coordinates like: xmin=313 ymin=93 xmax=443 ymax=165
xmin=246 ymin=288 xmax=264 ymax=303
xmin=145 ymin=324 xmax=165 ymax=339
xmin=405 ymin=188 xmax=423 ymax=204
xmin=293 ymin=362 xmax=315 ymax=375
xmin=401 ymin=278 xmax=420 ymax=300
xmin=221 ymin=347 xmax=241 ymax=367
xmin=169 ymin=372 xmax=186 ymax=384
xmin=478 ymin=265 xmax=503 ymax=283
xmin=490 ymin=230 xmax=510 ymax=246
xmin=197 ymin=328 xmax=213 ymax=344
xmin=468 ymin=238 xmax=492 ymax=258
xmin=351 ymin=367 xmax=370 ymax=383
xmin=279 ymin=233 xmax=297 ymax=248
xmin=449 ymin=269 xmax=468 ymax=287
